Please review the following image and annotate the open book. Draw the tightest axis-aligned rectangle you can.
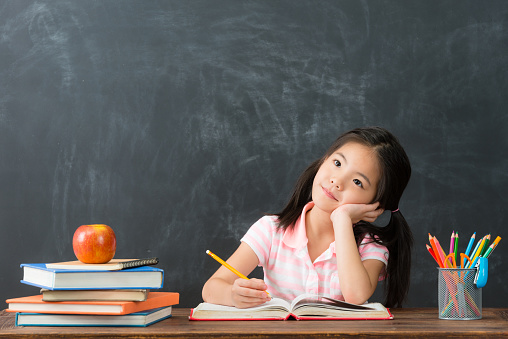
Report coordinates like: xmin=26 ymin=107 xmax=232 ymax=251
xmin=190 ymin=294 xmax=393 ymax=320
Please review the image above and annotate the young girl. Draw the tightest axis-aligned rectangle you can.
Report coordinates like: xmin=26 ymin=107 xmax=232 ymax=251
xmin=202 ymin=126 xmax=413 ymax=308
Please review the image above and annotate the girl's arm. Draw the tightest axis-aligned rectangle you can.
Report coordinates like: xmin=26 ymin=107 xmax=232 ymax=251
xmin=331 ymin=204 xmax=385 ymax=305
xmin=202 ymin=242 xmax=271 ymax=308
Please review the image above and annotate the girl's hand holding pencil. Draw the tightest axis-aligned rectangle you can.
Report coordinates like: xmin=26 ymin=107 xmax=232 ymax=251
xmin=206 ymin=250 xmax=271 ymax=308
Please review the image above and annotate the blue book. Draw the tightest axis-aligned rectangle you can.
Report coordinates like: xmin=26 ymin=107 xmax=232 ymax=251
xmin=15 ymin=306 xmax=172 ymax=327
xmin=20 ymin=263 xmax=164 ymax=290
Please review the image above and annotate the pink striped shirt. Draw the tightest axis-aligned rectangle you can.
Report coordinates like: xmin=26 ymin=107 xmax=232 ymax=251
xmin=241 ymin=202 xmax=388 ymax=302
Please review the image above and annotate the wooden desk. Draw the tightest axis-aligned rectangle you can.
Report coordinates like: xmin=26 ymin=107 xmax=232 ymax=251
xmin=1 ymin=308 xmax=507 ymax=338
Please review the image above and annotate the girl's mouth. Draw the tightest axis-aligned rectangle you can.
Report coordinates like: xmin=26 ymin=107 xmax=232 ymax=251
xmin=322 ymin=186 xmax=338 ymax=201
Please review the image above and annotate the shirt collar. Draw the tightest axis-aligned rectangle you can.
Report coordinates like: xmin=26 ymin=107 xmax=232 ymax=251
xmin=282 ymin=202 xmax=314 ymax=249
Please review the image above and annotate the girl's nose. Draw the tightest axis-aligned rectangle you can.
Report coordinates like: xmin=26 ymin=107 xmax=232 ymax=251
xmin=330 ymin=177 xmax=342 ymax=190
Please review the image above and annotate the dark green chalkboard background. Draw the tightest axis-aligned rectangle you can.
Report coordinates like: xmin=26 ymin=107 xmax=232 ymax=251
xmin=1 ymin=0 xmax=507 ymax=308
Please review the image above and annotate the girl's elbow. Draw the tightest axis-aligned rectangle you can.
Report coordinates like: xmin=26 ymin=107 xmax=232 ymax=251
xmin=201 ymin=283 xmax=209 ymax=302
xmin=202 ymin=279 xmax=215 ymax=302
xmin=343 ymin=294 xmax=369 ymax=305
xmin=341 ymin=287 xmax=373 ymax=305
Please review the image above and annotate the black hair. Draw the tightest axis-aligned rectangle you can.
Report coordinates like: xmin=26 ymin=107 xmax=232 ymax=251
xmin=274 ymin=126 xmax=413 ymax=308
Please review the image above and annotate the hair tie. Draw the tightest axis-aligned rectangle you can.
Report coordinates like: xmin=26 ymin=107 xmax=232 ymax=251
xmin=391 ymin=208 xmax=399 ymax=213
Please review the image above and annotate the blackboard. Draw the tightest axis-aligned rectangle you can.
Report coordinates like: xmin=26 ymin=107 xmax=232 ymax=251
xmin=1 ymin=0 xmax=507 ymax=309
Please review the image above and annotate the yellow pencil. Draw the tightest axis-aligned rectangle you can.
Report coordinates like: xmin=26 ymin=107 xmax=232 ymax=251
xmin=206 ymin=250 xmax=271 ymax=297
xmin=470 ymin=236 xmax=486 ymax=265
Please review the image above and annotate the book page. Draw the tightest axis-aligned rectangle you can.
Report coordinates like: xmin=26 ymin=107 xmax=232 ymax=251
xmin=195 ymin=297 xmax=291 ymax=313
xmin=290 ymin=293 xmax=318 ymax=310
xmin=191 ymin=298 xmax=293 ymax=320
xmin=291 ymin=294 xmax=376 ymax=312
xmin=46 ymin=259 xmax=137 ymax=271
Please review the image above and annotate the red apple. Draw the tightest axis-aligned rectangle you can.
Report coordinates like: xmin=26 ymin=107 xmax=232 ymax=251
xmin=73 ymin=224 xmax=116 ymax=264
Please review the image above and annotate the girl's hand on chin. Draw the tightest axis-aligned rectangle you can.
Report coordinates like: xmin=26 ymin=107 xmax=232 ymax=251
xmin=331 ymin=202 xmax=384 ymax=224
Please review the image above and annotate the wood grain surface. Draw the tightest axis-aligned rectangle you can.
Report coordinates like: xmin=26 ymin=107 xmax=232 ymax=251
xmin=1 ymin=308 xmax=507 ymax=338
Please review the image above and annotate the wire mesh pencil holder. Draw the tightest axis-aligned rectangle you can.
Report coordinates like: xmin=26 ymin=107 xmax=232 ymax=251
xmin=438 ymin=268 xmax=482 ymax=320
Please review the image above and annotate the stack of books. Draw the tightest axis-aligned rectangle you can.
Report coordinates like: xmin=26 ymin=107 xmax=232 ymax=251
xmin=6 ymin=258 xmax=179 ymax=327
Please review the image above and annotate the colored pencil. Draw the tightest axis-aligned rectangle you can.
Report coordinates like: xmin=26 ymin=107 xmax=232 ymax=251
xmin=449 ymin=231 xmax=455 ymax=256
xmin=470 ymin=236 xmax=486 ymax=267
xmin=454 ymin=232 xmax=459 ymax=265
xmin=426 ymin=244 xmax=439 ymax=265
xmin=434 ymin=236 xmax=447 ymax=267
xmin=480 ymin=234 xmax=491 ymax=257
xmin=463 ymin=232 xmax=476 ymax=268
xmin=483 ymin=236 xmax=501 ymax=258
xmin=466 ymin=237 xmax=483 ymax=268
xmin=428 ymin=234 xmax=444 ymax=268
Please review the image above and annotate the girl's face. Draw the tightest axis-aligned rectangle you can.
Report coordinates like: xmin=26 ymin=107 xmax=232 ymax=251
xmin=312 ymin=142 xmax=381 ymax=213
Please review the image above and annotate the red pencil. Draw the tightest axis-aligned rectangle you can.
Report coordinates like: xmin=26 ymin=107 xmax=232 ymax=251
xmin=428 ymin=233 xmax=444 ymax=268
xmin=426 ymin=244 xmax=439 ymax=265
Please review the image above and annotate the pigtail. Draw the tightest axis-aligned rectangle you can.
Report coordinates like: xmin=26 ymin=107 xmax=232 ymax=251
xmin=382 ymin=210 xmax=413 ymax=308
xmin=354 ymin=210 xmax=413 ymax=308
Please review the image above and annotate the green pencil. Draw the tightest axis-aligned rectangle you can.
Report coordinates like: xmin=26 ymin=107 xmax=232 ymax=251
xmin=454 ymin=232 xmax=459 ymax=264
xmin=483 ymin=236 xmax=501 ymax=258
xmin=480 ymin=234 xmax=491 ymax=257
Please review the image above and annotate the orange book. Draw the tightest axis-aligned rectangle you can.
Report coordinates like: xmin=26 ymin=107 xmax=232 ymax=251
xmin=6 ymin=292 xmax=179 ymax=315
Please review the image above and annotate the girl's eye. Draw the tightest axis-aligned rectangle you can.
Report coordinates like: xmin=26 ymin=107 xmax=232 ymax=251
xmin=334 ymin=160 xmax=341 ymax=167
xmin=353 ymin=179 xmax=363 ymax=188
